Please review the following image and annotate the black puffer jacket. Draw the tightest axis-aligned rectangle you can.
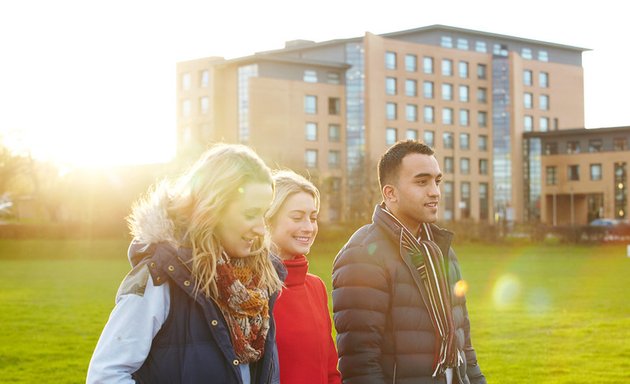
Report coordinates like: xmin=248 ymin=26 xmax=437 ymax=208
xmin=332 ymin=205 xmax=486 ymax=384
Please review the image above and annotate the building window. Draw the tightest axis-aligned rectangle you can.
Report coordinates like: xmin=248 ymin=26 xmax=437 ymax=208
xmin=405 ymin=54 xmax=417 ymax=72
xmin=329 ymin=97 xmax=341 ymax=115
xmin=328 ymin=124 xmax=340 ymax=142
xmin=459 ymin=133 xmax=470 ymax=150
xmin=423 ymin=56 xmax=434 ymax=74
xmin=406 ymin=104 xmax=418 ymax=122
xmin=424 ymin=130 xmax=435 ymax=147
xmin=200 ymin=70 xmax=209 ymax=87
xmin=539 ymin=72 xmax=549 ymax=88
xmin=305 ymin=150 xmax=318 ymax=168
xmin=385 ymin=51 xmax=397 ymax=69
xmin=444 ymin=181 xmax=454 ymax=220
xmin=478 ymin=135 xmax=488 ymax=151
xmin=538 ymin=50 xmax=549 ymax=62
xmin=182 ymin=99 xmax=191 ymax=117
xmin=304 ymin=70 xmax=318 ymax=83
xmin=588 ymin=139 xmax=602 ymax=152
xmin=458 ymin=61 xmax=469 ymax=78
xmin=386 ymin=102 xmax=397 ymax=120
xmin=523 ymin=70 xmax=533 ymax=86
xmin=524 ymin=115 xmax=533 ymax=132
xmin=406 ymin=129 xmax=418 ymax=140
xmin=328 ymin=150 xmax=341 ymax=169
xmin=478 ymin=111 xmax=487 ymax=128
xmin=405 ymin=79 xmax=417 ymax=97
xmin=545 ymin=142 xmax=558 ymax=155
xmin=442 ymin=108 xmax=454 ymax=125
xmin=442 ymin=59 xmax=453 ymax=76
xmin=459 ymin=85 xmax=469 ymax=102
xmin=459 ymin=109 xmax=469 ymax=126
xmin=442 ymin=83 xmax=453 ymax=100
xmin=568 ymin=165 xmax=580 ymax=181
xmin=386 ymin=77 xmax=397 ymax=95
xmin=443 ymin=132 xmax=454 ymax=149
xmin=181 ymin=72 xmax=191 ymax=90
xmin=475 ymin=41 xmax=487 ymax=53
xmin=479 ymin=158 xmax=488 ymax=175
xmin=460 ymin=158 xmax=470 ymax=174
xmin=327 ymin=72 xmax=340 ymax=84
xmin=479 ymin=182 xmax=489 ymax=220
xmin=460 ymin=182 xmax=471 ymax=219
xmin=457 ymin=38 xmax=469 ymax=50
xmin=546 ymin=166 xmax=557 ymax=185
xmin=386 ymin=127 xmax=397 ymax=145
xmin=444 ymin=157 xmax=454 ymax=173
xmin=614 ymin=138 xmax=628 ymax=151
xmin=477 ymin=64 xmax=487 ymax=79
xmin=522 ymin=48 xmax=533 ymax=60
xmin=590 ymin=164 xmax=602 ymax=181
xmin=493 ymin=43 xmax=508 ymax=56
xmin=423 ymin=81 xmax=434 ymax=98
xmin=305 ymin=122 xmax=318 ymax=141
xmin=539 ymin=94 xmax=550 ymax=110
xmin=524 ymin=93 xmax=533 ymax=109
xmin=567 ymin=141 xmax=580 ymax=154
xmin=441 ymin=36 xmax=453 ymax=48
xmin=305 ymin=95 xmax=317 ymax=114
xmin=477 ymin=88 xmax=487 ymax=103
xmin=424 ymin=106 xmax=434 ymax=123
xmin=539 ymin=117 xmax=549 ymax=132
xmin=199 ymin=96 xmax=209 ymax=114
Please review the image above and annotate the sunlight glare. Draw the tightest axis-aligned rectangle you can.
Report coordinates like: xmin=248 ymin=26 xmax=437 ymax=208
xmin=492 ymin=273 xmax=521 ymax=309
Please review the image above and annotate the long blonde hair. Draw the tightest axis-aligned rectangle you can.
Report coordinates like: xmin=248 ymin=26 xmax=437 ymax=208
xmin=265 ymin=169 xmax=320 ymax=225
xmin=130 ymin=143 xmax=282 ymax=298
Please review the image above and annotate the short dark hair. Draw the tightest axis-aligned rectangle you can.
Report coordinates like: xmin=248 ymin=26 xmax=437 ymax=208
xmin=378 ymin=140 xmax=434 ymax=189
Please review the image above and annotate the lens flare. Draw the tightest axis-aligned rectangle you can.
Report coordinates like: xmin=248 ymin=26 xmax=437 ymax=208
xmin=453 ymin=279 xmax=468 ymax=297
xmin=492 ymin=273 xmax=521 ymax=309
xmin=526 ymin=287 xmax=552 ymax=316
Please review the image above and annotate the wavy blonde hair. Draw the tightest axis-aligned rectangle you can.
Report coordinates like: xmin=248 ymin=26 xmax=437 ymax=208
xmin=130 ymin=143 xmax=282 ymax=299
xmin=265 ymin=169 xmax=320 ymax=226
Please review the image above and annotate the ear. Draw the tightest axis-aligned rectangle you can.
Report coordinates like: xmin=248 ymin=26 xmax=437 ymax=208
xmin=382 ymin=184 xmax=397 ymax=203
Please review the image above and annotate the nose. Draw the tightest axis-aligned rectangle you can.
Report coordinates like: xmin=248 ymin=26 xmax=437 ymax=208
xmin=429 ymin=181 xmax=441 ymax=197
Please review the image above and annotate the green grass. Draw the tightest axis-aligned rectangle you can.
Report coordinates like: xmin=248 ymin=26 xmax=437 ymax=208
xmin=1 ymin=239 xmax=629 ymax=383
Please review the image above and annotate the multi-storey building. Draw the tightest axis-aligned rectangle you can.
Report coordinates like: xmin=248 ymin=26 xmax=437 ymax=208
xmin=176 ymin=25 xmax=589 ymax=224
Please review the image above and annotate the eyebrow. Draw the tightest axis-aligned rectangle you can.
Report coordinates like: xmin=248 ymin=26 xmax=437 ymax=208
xmin=414 ymin=172 xmax=443 ymax=179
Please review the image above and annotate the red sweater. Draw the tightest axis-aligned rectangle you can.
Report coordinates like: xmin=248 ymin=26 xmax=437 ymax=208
xmin=274 ymin=255 xmax=341 ymax=384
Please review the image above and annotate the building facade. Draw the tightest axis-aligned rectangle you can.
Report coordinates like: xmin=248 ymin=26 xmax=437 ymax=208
xmin=176 ymin=25 xmax=590 ymax=224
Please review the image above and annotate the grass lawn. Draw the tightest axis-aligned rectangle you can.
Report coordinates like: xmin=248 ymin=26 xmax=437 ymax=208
xmin=1 ymin=238 xmax=629 ymax=383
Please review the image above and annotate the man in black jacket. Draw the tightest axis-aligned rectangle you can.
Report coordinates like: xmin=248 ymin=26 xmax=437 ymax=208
xmin=332 ymin=140 xmax=486 ymax=384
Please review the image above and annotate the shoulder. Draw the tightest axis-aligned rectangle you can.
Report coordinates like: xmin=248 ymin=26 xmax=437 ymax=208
xmin=334 ymin=223 xmax=394 ymax=267
xmin=116 ymin=262 xmax=151 ymax=298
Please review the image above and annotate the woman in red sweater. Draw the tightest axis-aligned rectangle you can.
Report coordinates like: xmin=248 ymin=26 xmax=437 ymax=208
xmin=266 ymin=170 xmax=341 ymax=384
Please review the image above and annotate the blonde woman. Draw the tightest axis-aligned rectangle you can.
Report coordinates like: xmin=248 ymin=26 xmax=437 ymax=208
xmin=266 ymin=170 xmax=341 ymax=384
xmin=87 ymin=143 xmax=283 ymax=384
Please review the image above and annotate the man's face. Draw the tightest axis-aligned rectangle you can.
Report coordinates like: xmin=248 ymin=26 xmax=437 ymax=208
xmin=388 ymin=153 xmax=442 ymax=231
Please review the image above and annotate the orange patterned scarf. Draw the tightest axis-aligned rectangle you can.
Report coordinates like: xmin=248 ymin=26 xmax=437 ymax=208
xmin=215 ymin=252 xmax=270 ymax=363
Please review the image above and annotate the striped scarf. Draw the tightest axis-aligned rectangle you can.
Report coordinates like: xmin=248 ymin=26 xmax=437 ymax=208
xmin=381 ymin=206 xmax=461 ymax=377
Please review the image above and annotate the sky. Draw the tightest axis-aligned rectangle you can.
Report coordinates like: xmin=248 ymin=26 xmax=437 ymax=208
xmin=1 ymin=0 xmax=628 ymax=167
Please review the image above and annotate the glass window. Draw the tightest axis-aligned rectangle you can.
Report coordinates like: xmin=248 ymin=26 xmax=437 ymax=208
xmin=458 ymin=61 xmax=469 ymax=78
xmin=460 ymin=158 xmax=470 ymax=174
xmin=182 ymin=99 xmax=191 ymax=117
xmin=443 ymin=132 xmax=454 ymax=149
xmin=443 ymin=181 xmax=454 ymax=220
xmin=305 ymin=149 xmax=318 ymax=168
xmin=539 ymin=117 xmax=549 ymax=132
xmin=524 ymin=93 xmax=533 ymax=109
xmin=442 ymin=59 xmax=453 ymax=76
xmin=493 ymin=43 xmax=508 ymax=56
xmin=546 ymin=166 xmax=557 ymax=185
xmin=424 ymin=130 xmax=435 ymax=147
xmin=522 ymin=48 xmax=533 ymax=60
xmin=475 ymin=41 xmax=487 ymax=53
xmin=386 ymin=127 xmax=398 ymax=145
xmin=328 ymin=150 xmax=341 ymax=169
xmin=181 ymin=72 xmax=191 ymax=90
xmin=590 ymin=164 xmax=602 ymax=181
xmin=478 ymin=111 xmax=487 ymax=127
xmin=405 ymin=54 xmax=417 ymax=72
xmin=405 ymin=79 xmax=417 ymax=97
xmin=442 ymin=83 xmax=453 ymax=100
xmin=386 ymin=102 xmax=397 ymax=120
xmin=329 ymin=97 xmax=341 ymax=115
xmin=385 ymin=51 xmax=397 ymax=69
xmin=304 ymin=70 xmax=317 ymax=83
xmin=406 ymin=104 xmax=418 ymax=122
xmin=328 ymin=124 xmax=340 ymax=142
xmin=423 ymin=56 xmax=434 ymax=74
xmin=477 ymin=87 xmax=487 ymax=103
xmin=459 ymin=109 xmax=469 ymax=127
xmin=444 ymin=157 xmax=454 ymax=173
xmin=539 ymin=94 xmax=549 ymax=110
xmin=305 ymin=122 xmax=318 ymax=141
xmin=327 ymin=72 xmax=340 ymax=84
xmin=442 ymin=108 xmax=453 ymax=125
xmin=457 ymin=38 xmax=469 ymax=50
xmin=479 ymin=158 xmax=488 ymax=175
xmin=305 ymin=95 xmax=317 ymax=114
xmin=423 ymin=81 xmax=434 ymax=98
xmin=441 ymin=36 xmax=453 ymax=48
xmin=568 ymin=165 xmax=580 ymax=181
xmin=588 ymin=139 xmax=602 ymax=153
xmin=538 ymin=50 xmax=549 ymax=62
xmin=424 ymin=106 xmax=434 ymax=123
xmin=524 ymin=115 xmax=533 ymax=131
xmin=199 ymin=96 xmax=209 ymax=114
xmin=477 ymin=64 xmax=487 ymax=80
xmin=479 ymin=182 xmax=489 ymax=220
xmin=545 ymin=142 xmax=558 ymax=155
xmin=200 ymin=70 xmax=209 ymax=87
xmin=406 ymin=129 xmax=418 ymax=140
xmin=386 ymin=77 xmax=397 ymax=95
xmin=523 ymin=70 xmax=533 ymax=86
xmin=478 ymin=135 xmax=488 ymax=151
xmin=459 ymin=85 xmax=469 ymax=102
xmin=614 ymin=138 xmax=627 ymax=151
xmin=567 ymin=141 xmax=581 ymax=154
xmin=459 ymin=133 xmax=470 ymax=150
xmin=539 ymin=72 xmax=549 ymax=88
